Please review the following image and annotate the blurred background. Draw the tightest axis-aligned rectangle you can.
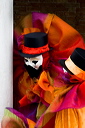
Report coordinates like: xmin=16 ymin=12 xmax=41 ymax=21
xmin=14 ymin=0 xmax=85 ymax=40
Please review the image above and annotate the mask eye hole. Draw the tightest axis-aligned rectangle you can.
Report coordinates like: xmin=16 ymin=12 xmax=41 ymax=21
xmin=32 ymin=61 xmax=38 ymax=64
xmin=24 ymin=58 xmax=28 ymax=62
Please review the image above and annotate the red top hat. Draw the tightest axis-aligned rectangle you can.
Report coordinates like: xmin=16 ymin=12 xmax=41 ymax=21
xmin=18 ymin=32 xmax=51 ymax=58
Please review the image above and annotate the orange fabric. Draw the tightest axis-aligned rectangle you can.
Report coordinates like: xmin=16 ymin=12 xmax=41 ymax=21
xmin=78 ymin=81 xmax=85 ymax=99
xmin=18 ymin=71 xmax=55 ymax=106
xmin=19 ymin=95 xmax=31 ymax=107
xmin=14 ymin=14 xmax=33 ymax=37
xmin=18 ymin=71 xmax=33 ymax=97
xmin=70 ymin=74 xmax=84 ymax=83
xmin=27 ymin=119 xmax=36 ymax=128
xmin=54 ymin=107 xmax=85 ymax=128
xmin=15 ymin=13 xmax=85 ymax=55
xmin=22 ymin=28 xmax=41 ymax=35
xmin=38 ymin=71 xmax=54 ymax=93
xmin=43 ymin=14 xmax=84 ymax=49
xmin=13 ymin=12 xmax=85 ymax=128
xmin=40 ymin=13 xmax=85 ymax=64
xmin=14 ymin=13 xmax=85 ymax=67
xmin=35 ymin=106 xmax=85 ymax=128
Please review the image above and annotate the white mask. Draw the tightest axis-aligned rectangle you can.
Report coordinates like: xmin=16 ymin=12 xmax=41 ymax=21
xmin=24 ymin=55 xmax=43 ymax=70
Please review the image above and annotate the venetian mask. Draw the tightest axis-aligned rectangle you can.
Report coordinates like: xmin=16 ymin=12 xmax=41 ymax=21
xmin=24 ymin=55 xmax=43 ymax=70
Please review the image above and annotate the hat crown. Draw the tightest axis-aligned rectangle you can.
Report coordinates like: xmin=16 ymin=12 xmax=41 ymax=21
xmin=70 ymin=48 xmax=85 ymax=71
xmin=24 ymin=32 xmax=48 ymax=48
xmin=19 ymin=32 xmax=51 ymax=58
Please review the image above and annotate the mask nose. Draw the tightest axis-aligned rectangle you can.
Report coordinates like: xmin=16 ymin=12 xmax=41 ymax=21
xmin=32 ymin=61 xmax=38 ymax=64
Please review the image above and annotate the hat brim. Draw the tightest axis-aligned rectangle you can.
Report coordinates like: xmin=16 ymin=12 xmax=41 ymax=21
xmin=19 ymin=47 xmax=53 ymax=58
xmin=58 ymin=59 xmax=73 ymax=75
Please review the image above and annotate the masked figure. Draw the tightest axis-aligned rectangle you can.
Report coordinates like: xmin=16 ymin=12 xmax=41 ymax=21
xmin=19 ymin=32 xmax=48 ymax=79
xmin=1 ymin=12 xmax=85 ymax=128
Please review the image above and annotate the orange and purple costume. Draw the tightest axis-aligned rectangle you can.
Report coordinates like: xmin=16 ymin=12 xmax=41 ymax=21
xmin=1 ymin=12 xmax=85 ymax=128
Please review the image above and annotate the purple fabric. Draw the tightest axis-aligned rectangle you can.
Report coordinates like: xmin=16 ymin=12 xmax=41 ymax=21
xmin=6 ymin=107 xmax=29 ymax=128
xmin=19 ymin=103 xmax=38 ymax=122
xmin=32 ymin=12 xmax=48 ymax=28
xmin=54 ymin=84 xmax=84 ymax=112
xmin=57 ymin=84 xmax=85 ymax=111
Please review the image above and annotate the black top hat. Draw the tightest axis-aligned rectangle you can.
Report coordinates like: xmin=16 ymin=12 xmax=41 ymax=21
xmin=59 ymin=48 xmax=85 ymax=79
xmin=18 ymin=32 xmax=51 ymax=58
